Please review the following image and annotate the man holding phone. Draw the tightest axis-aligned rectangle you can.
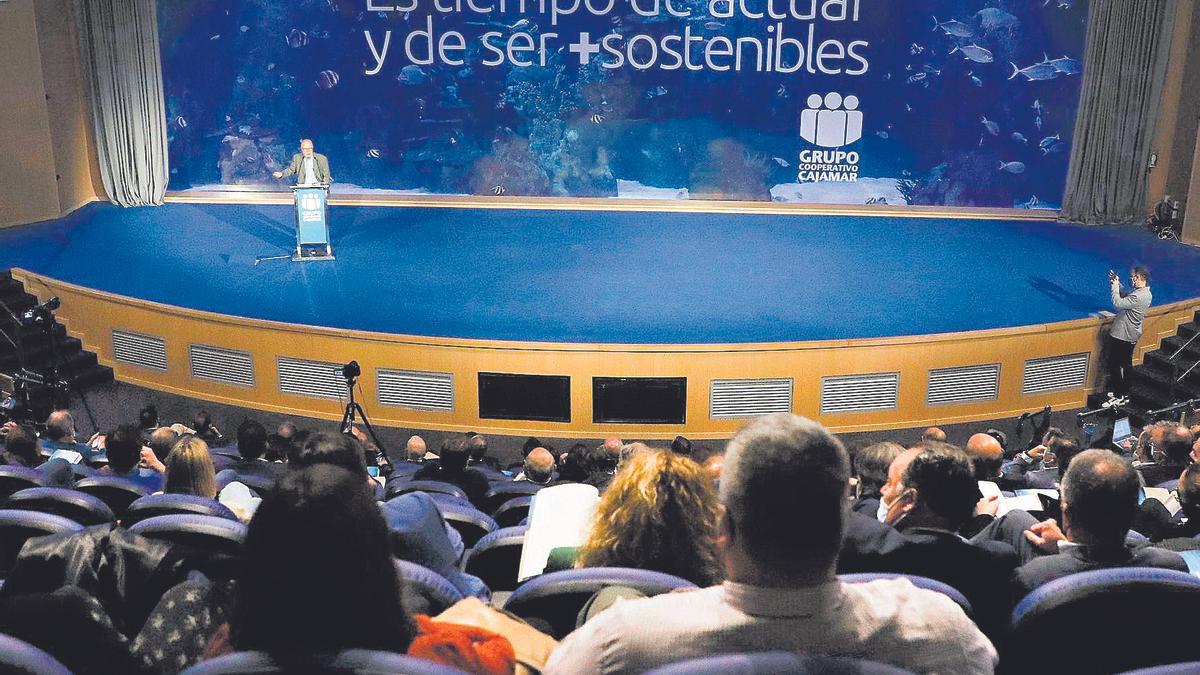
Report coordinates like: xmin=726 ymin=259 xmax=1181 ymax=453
xmin=1106 ymin=266 xmax=1152 ymax=400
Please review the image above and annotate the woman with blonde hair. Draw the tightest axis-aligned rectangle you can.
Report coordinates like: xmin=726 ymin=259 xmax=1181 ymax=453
xmin=576 ymin=449 xmax=723 ymax=587
xmin=164 ymin=435 xmax=218 ymax=499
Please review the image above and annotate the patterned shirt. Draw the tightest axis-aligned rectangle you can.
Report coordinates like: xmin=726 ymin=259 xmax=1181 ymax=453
xmin=544 ymin=578 xmax=997 ymax=675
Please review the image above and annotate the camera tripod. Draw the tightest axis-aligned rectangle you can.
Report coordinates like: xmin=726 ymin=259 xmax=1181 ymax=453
xmin=338 ymin=363 xmax=389 ymax=465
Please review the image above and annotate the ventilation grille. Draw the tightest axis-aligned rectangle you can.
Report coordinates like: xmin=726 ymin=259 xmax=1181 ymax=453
xmin=189 ymin=345 xmax=254 ymax=387
xmin=710 ymin=378 xmax=792 ymax=419
xmin=820 ymin=373 xmax=899 ymax=414
xmin=376 ymin=369 xmax=454 ymax=411
xmin=276 ymin=357 xmax=348 ymax=400
xmin=111 ymin=330 xmax=167 ymax=372
xmin=926 ymin=364 xmax=1001 ymax=406
xmin=1022 ymin=353 xmax=1090 ymax=395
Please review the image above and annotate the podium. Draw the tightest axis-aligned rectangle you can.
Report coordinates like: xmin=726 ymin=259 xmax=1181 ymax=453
xmin=292 ymin=184 xmax=333 ymax=261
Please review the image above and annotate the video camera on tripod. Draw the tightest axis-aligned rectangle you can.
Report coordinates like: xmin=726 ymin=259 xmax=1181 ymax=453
xmin=334 ymin=360 xmax=392 ymax=476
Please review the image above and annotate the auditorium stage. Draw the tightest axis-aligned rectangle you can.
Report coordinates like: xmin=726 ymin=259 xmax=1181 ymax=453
xmin=4 ymin=200 xmax=1200 ymax=438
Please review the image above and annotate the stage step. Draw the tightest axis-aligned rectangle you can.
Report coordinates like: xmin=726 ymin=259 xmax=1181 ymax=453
xmin=1127 ymin=315 xmax=1200 ymax=419
xmin=0 ymin=268 xmax=113 ymax=422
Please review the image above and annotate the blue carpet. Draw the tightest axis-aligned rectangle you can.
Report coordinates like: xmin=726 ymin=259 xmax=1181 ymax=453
xmin=2 ymin=202 xmax=1200 ymax=344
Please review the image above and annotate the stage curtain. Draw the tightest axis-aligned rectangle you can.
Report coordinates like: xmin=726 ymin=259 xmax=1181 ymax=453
xmin=73 ymin=0 xmax=168 ymax=207
xmin=1061 ymin=0 xmax=1176 ymax=225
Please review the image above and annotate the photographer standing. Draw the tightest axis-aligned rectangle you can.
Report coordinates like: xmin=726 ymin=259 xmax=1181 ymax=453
xmin=1106 ymin=266 xmax=1152 ymax=399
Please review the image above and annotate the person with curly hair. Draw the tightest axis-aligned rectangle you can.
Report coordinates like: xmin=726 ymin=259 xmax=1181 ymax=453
xmin=576 ymin=449 xmax=722 ymax=587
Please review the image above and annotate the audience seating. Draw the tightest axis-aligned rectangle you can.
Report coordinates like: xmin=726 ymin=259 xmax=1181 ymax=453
xmin=0 ymin=632 xmax=74 ymax=675
xmin=434 ymin=500 xmax=496 ymax=547
xmin=179 ymin=649 xmax=469 ymax=674
xmin=1119 ymin=664 xmax=1200 ymax=675
xmin=492 ymin=495 xmax=533 ymax=528
xmin=215 ymin=471 xmax=275 ymax=494
xmin=72 ymin=476 xmax=148 ymax=518
xmin=0 ymin=510 xmax=83 ymax=577
xmin=385 ymin=479 xmax=468 ymax=502
xmin=395 ymin=559 xmax=465 ymax=616
xmin=0 ymin=466 xmax=46 ymax=501
xmin=1179 ymin=550 xmax=1200 ymax=576
xmin=1006 ymin=568 xmax=1200 ymax=674
xmin=839 ymin=573 xmax=974 ymax=618
xmin=463 ymin=526 xmax=527 ymax=592
xmin=503 ymin=567 xmax=698 ymax=639
xmin=1154 ymin=479 xmax=1179 ymax=490
xmin=5 ymin=487 xmax=115 ymax=526
xmin=482 ymin=482 xmax=543 ymax=514
xmin=123 ymin=493 xmax=239 ymax=526
xmin=128 ymin=514 xmax=246 ymax=557
xmin=644 ymin=652 xmax=916 ymax=675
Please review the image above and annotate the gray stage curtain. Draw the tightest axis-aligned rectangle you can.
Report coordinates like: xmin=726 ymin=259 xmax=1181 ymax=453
xmin=74 ymin=0 xmax=168 ymax=207
xmin=1061 ymin=0 xmax=1176 ymax=225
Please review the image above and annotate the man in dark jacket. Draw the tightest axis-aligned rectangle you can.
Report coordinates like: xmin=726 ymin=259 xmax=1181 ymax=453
xmin=1015 ymin=449 xmax=1188 ymax=595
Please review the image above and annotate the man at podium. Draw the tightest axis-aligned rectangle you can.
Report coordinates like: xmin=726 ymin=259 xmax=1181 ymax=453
xmin=273 ymin=139 xmax=331 ymax=186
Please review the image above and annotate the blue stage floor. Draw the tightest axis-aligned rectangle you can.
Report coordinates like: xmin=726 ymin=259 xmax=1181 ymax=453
xmin=2 ymin=202 xmax=1199 ymax=344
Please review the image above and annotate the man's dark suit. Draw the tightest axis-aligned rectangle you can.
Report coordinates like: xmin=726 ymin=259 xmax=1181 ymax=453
xmin=279 ymin=152 xmax=331 ymax=185
xmin=1013 ymin=542 xmax=1188 ymax=596
xmin=1137 ymin=462 xmax=1187 ymax=488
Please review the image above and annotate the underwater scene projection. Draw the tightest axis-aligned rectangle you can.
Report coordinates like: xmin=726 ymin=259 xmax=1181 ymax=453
xmin=159 ymin=0 xmax=1088 ymax=208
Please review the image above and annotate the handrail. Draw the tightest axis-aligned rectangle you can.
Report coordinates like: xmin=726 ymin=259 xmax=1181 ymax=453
xmin=1171 ymin=329 xmax=1200 ymax=360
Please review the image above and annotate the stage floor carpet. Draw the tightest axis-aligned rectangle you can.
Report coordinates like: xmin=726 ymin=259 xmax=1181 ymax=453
xmin=3 ymin=202 xmax=1200 ymax=344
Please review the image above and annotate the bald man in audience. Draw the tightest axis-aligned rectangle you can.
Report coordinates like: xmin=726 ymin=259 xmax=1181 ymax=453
xmin=519 ymin=447 xmax=557 ymax=485
xmin=921 ymin=427 xmax=947 ymax=443
xmin=147 ymin=427 xmax=181 ymax=463
xmin=40 ymin=410 xmax=101 ymax=463
xmin=405 ymin=435 xmax=428 ymax=462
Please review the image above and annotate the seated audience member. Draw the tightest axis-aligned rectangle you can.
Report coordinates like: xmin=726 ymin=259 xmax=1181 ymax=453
xmin=518 ymin=447 xmax=557 ymax=485
xmin=413 ymin=437 xmax=491 ymax=508
xmin=573 ymin=449 xmax=722 ymax=587
xmin=209 ymin=465 xmax=415 ymax=658
xmin=264 ymin=433 xmax=289 ymax=463
xmin=1015 ymin=449 xmax=1188 ymax=595
xmin=670 ymin=435 xmax=693 ymax=456
xmin=406 ymin=435 xmax=431 ymax=462
xmin=0 ymin=422 xmax=74 ymax=486
xmin=556 ymin=443 xmax=591 ymax=482
xmin=276 ymin=421 xmax=297 ymax=443
xmin=506 ymin=437 xmax=544 ymax=470
xmin=545 ymin=414 xmax=996 ymax=675
xmin=1001 ymin=434 xmax=1079 ymax=490
xmin=850 ymin=441 xmax=903 ymax=516
xmin=583 ymin=443 xmax=620 ymax=492
xmin=921 ymin=426 xmax=947 ymax=443
xmin=164 ymin=436 xmax=218 ymax=499
xmin=1152 ymin=463 xmax=1200 ymax=550
xmin=965 ymin=433 xmax=1007 ymax=485
xmin=192 ymin=410 xmax=224 ymax=445
xmin=1135 ymin=422 xmax=1192 ymax=487
xmin=138 ymin=404 xmax=159 ymax=441
xmin=466 ymin=432 xmax=504 ymax=473
xmin=146 ymin=427 xmax=180 ymax=464
xmin=103 ymin=424 xmax=165 ymax=492
xmin=877 ymin=445 xmax=1018 ymax=635
xmin=40 ymin=410 xmax=101 ymax=463
xmin=228 ymin=419 xmax=287 ymax=482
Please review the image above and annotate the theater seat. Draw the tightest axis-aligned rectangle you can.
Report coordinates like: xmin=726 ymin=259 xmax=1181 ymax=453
xmin=0 ymin=510 xmax=84 ymax=577
xmin=0 ymin=466 xmax=46 ymax=501
xmin=503 ymin=567 xmax=698 ymax=639
xmin=385 ymin=479 xmax=468 ymax=502
xmin=838 ymin=573 xmax=973 ymax=618
xmin=1118 ymin=664 xmax=1200 ymax=675
xmin=482 ymin=482 xmax=543 ymax=514
xmin=394 ymin=559 xmax=464 ymax=616
xmin=73 ymin=476 xmax=148 ymax=518
xmin=179 ymin=649 xmax=467 ymax=674
xmin=129 ymin=514 xmax=246 ymax=579
xmin=124 ymin=494 xmax=239 ymax=526
xmin=215 ymin=471 xmax=275 ymax=494
xmin=492 ymin=495 xmax=533 ymax=528
xmin=0 ymin=631 xmax=73 ymax=675
xmin=645 ymin=652 xmax=915 ymax=674
xmin=434 ymin=500 xmax=496 ymax=548
xmin=463 ymin=526 xmax=526 ymax=592
xmin=5 ymin=487 xmax=116 ymax=526
xmin=1007 ymin=568 xmax=1200 ymax=674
